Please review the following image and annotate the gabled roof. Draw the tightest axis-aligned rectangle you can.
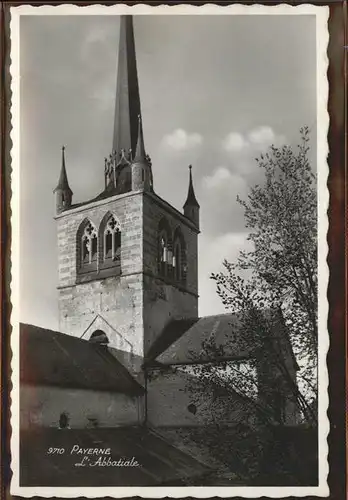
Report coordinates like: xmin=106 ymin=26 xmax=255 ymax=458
xmin=147 ymin=313 xmax=253 ymax=366
xmin=147 ymin=310 xmax=299 ymax=371
xmin=20 ymin=323 xmax=143 ymax=395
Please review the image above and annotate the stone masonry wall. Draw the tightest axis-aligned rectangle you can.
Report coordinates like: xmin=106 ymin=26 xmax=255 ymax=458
xmin=142 ymin=193 xmax=199 ymax=353
xmin=143 ymin=193 xmax=198 ymax=295
xmin=143 ymin=276 xmax=198 ymax=356
xmin=56 ymin=190 xmax=199 ymax=370
xmin=20 ymin=384 xmax=143 ymax=429
xmin=147 ymin=367 xmax=257 ymax=427
xmin=56 ymin=192 xmax=144 ymax=372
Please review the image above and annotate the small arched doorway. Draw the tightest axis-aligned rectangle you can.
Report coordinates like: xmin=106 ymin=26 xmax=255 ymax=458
xmin=89 ymin=329 xmax=110 ymax=346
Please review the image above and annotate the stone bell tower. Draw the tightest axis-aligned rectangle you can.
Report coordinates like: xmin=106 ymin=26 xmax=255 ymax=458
xmin=54 ymin=15 xmax=200 ymax=375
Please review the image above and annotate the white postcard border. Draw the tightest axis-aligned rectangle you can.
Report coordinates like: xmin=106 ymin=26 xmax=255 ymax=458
xmin=9 ymin=3 xmax=330 ymax=498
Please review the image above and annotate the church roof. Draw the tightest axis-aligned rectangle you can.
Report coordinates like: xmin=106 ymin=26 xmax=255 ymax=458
xmin=147 ymin=311 xmax=299 ymax=370
xmin=148 ymin=313 xmax=251 ymax=366
xmin=20 ymin=323 xmax=143 ymax=395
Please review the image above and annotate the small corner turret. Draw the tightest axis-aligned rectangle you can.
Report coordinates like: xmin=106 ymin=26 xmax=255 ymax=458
xmin=131 ymin=114 xmax=153 ymax=192
xmin=53 ymin=146 xmax=73 ymax=214
xmin=183 ymin=165 xmax=200 ymax=229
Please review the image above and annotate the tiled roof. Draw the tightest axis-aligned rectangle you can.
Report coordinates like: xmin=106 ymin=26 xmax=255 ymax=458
xmin=20 ymin=323 xmax=143 ymax=395
xmin=148 ymin=313 xmax=253 ymax=365
xmin=148 ymin=311 xmax=299 ymax=370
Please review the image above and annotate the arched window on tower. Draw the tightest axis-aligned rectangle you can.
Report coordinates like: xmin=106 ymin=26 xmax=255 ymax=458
xmin=99 ymin=213 xmax=121 ymax=274
xmin=76 ymin=219 xmax=98 ymax=277
xmin=173 ymin=240 xmax=181 ymax=281
xmin=173 ymin=227 xmax=187 ymax=285
xmin=158 ymin=217 xmax=172 ymax=278
xmin=159 ymin=232 xmax=168 ymax=276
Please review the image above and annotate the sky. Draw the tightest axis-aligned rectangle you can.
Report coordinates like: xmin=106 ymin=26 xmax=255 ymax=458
xmin=19 ymin=13 xmax=317 ymax=330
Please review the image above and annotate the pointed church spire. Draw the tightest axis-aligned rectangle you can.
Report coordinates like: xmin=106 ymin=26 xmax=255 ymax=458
xmin=54 ymin=146 xmax=73 ymax=214
xmin=112 ymin=15 xmax=141 ymax=158
xmin=134 ymin=114 xmax=146 ymax=162
xmin=131 ymin=114 xmax=153 ymax=192
xmin=54 ymin=146 xmax=72 ymax=194
xmin=183 ymin=165 xmax=200 ymax=229
xmin=184 ymin=165 xmax=199 ymax=208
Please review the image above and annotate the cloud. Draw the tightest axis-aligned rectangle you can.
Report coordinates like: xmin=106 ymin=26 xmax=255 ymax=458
xmin=198 ymin=125 xmax=287 ymax=242
xmin=223 ymin=132 xmax=247 ymax=153
xmin=202 ymin=166 xmax=246 ymax=194
xmin=162 ymin=129 xmax=203 ymax=151
xmin=248 ymin=126 xmax=276 ymax=145
xmin=202 ymin=166 xmax=233 ymax=190
xmin=199 ymin=126 xmax=286 ymax=243
xmin=223 ymin=126 xmax=285 ymax=155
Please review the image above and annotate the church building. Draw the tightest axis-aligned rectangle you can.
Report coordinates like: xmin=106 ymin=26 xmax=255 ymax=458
xmin=21 ymin=15 xmax=300 ymax=432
